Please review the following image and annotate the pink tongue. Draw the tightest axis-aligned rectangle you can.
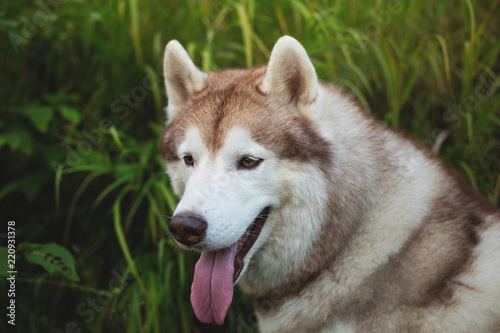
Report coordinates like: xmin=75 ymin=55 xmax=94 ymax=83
xmin=190 ymin=242 xmax=238 ymax=325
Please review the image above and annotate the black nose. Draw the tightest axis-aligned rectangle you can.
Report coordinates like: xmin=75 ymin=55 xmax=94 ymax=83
xmin=168 ymin=214 xmax=207 ymax=246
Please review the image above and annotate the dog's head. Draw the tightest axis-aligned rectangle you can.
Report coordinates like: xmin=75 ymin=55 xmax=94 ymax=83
xmin=160 ymin=36 xmax=327 ymax=324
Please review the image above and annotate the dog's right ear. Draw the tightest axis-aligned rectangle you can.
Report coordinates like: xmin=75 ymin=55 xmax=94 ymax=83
xmin=163 ymin=40 xmax=205 ymax=122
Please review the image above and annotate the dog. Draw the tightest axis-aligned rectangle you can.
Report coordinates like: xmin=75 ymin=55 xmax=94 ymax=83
xmin=160 ymin=36 xmax=500 ymax=332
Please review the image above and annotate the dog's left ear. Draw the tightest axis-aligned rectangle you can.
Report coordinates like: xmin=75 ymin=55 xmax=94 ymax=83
xmin=261 ymin=36 xmax=320 ymax=118
xmin=163 ymin=40 xmax=205 ymax=122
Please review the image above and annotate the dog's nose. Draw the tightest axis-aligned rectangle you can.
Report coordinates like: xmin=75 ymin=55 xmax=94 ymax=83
xmin=168 ymin=214 xmax=207 ymax=246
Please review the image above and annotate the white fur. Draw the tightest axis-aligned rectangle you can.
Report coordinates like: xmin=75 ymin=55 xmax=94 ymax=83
xmin=238 ymin=160 xmax=330 ymax=294
xmin=172 ymin=127 xmax=282 ymax=253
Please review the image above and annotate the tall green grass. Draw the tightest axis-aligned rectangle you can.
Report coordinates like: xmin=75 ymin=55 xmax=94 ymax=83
xmin=0 ymin=0 xmax=498 ymax=332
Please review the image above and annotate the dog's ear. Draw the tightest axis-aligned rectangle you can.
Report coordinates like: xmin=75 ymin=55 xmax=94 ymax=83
xmin=163 ymin=40 xmax=205 ymax=121
xmin=261 ymin=36 xmax=320 ymax=118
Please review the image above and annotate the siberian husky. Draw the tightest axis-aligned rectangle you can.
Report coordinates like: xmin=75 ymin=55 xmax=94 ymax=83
xmin=160 ymin=36 xmax=500 ymax=332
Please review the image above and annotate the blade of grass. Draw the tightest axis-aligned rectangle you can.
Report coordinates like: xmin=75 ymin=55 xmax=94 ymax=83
xmin=341 ymin=79 xmax=372 ymax=113
xmin=213 ymin=3 xmax=231 ymax=32
xmin=290 ymin=0 xmax=312 ymax=20
xmin=146 ymin=192 xmax=168 ymax=231
xmin=155 ymin=182 xmax=178 ymax=213
xmin=274 ymin=5 xmax=289 ymax=35
xmin=464 ymin=0 xmax=476 ymax=54
xmin=113 ymin=187 xmax=156 ymax=311
xmin=476 ymin=0 xmax=499 ymax=39
xmin=459 ymin=161 xmax=478 ymax=191
xmin=54 ymin=163 xmax=64 ymax=212
xmin=109 ymin=126 xmax=125 ymax=150
xmin=236 ymin=3 xmax=253 ymax=68
xmin=64 ymin=172 xmax=103 ymax=243
xmin=433 ymin=34 xmax=452 ymax=87
xmin=252 ymin=34 xmax=271 ymax=59
xmin=91 ymin=177 xmax=128 ymax=210
xmin=145 ymin=65 xmax=163 ymax=123
xmin=128 ymin=0 xmax=142 ymax=65
xmin=177 ymin=250 xmax=190 ymax=333
xmin=488 ymin=114 xmax=500 ymax=127
xmin=124 ymin=175 xmax=157 ymax=228
xmin=466 ymin=112 xmax=473 ymax=144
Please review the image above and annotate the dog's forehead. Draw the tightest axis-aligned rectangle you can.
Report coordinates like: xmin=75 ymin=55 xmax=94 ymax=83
xmin=181 ymin=69 xmax=271 ymax=152
xmin=203 ymin=66 xmax=267 ymax=90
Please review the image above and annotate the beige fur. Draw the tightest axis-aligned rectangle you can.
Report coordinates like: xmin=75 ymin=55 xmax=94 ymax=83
xmin=160 ymin=36 xmax=500 ymax=332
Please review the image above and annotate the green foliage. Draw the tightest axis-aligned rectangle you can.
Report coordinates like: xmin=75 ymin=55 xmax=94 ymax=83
xmin=19 ymin=242 xmax=80 ymax=281
xmin=0 ymin=0 xmax=498 ymax=332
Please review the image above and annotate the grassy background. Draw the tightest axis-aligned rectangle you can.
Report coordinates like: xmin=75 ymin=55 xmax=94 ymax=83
xmin=0 ymin=0 xmax=499 ymax=332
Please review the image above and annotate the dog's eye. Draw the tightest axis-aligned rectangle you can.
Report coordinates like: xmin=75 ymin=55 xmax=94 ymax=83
xmin=239 ymin=156 xmax=262 ymax=170
xmin=183 ymin=155 xmax=194 ymax=166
